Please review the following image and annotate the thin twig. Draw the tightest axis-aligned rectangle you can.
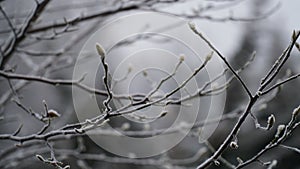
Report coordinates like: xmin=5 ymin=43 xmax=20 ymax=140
xmin=0 ymin=70 xmax=108 ymax=97
xmin=189 ymin=22 xmax=253 ymax=98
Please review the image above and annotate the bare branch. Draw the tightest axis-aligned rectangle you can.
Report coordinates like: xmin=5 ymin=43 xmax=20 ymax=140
xmin=189 ymin=22 xmax=253 ymax=98
xmin=0 ymin=70 xmax=108 ymax=97
xmin=1 ymin=0 xmax=51 ymax=67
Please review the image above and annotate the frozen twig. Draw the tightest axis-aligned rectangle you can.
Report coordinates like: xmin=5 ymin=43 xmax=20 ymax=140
xmin=189 ymin=22 xmax=253 ymax=98
xmin=196 ymin=30 xmax=300 ymax=169
xmin=96 ymin=43 xmax=113 ymax=115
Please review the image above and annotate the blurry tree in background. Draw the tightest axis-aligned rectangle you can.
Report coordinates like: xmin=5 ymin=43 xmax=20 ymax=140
xmin=0 ymin=0 xmax=299 ymax=169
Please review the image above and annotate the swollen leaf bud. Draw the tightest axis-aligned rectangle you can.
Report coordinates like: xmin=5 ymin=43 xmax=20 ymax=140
xmin=97 ymin=119 xmax=110 ymax=127
xmin=236 ymin=157 xmax=243 ymax=164
xmin=292 ymin=106 xmax=300 ymax=117
xmin=269 ymin=160 xmax=277 ymax=168
xmin=75 ymin=128 xmax=84 ymax=134
xmin=292 ymin=30 xmax=299 ymax=41
xmin=96 ymin=43 xmax=106 ymax=58
xmin=188 ymin=22 xmax=196 ymax=31
xmin=179 ymin=54 xmax=185 ymax=62
xmin=275 ymin=124 xmax=285 ymax=138
xmin=36 ymin=154 xmax=45 ymax=161
xmin=205 ymin=51 xmax=213 ymax=62
xmin=230 ymin=141 xmax=239 ymax=149
xmin=47 ymin=109 xmax=61 ymax=118
xmin=266 ymin=114 xmax=275 ymax=130
xmin=159 ymin=111 xmax=168 ymax=118
xmin=213 ymin=160 xmax=220 ymax=166
xmin=63 ymin=165 xmax=71 ymax=169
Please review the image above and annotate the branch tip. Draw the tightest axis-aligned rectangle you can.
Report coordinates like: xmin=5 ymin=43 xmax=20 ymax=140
xmin=96 ymin=43 xmax=106 ymax=58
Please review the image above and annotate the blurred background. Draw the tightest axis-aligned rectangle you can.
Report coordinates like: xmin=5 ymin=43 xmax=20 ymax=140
xmin=0 ymin=0 xmax=299 ymax=168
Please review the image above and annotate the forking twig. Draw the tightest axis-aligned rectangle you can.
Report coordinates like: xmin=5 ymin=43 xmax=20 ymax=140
xmin=192 ymin=26 xmax=300 ymax=168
